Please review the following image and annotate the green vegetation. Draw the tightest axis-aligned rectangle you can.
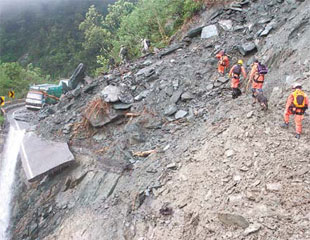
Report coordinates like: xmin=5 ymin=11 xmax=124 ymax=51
xmin=0 ymin=62 xmax=47 ymax=98
xmin=82 ymin=0 xmax=203 ymax=73
xmin=0 ymin=0 xmax=115 ymax=79
xmin=0 ymin=0 xmax=204 ymax=92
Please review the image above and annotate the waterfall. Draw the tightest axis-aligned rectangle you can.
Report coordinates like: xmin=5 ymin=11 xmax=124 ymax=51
xmin=0 ymin=126 xmax=25 ymax=240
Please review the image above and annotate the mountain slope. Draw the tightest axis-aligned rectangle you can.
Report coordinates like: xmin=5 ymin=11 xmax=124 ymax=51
xmin=10 ymin=0 xmax=310 ymax=239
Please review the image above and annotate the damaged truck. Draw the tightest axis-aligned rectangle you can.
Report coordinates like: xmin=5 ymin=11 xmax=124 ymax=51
xmin=25 ymin=63 xmax=85 ymax=110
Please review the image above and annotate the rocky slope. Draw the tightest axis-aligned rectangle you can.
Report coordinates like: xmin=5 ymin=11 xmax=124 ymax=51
xmin=10 ymin=0 xmax=310 ymax=239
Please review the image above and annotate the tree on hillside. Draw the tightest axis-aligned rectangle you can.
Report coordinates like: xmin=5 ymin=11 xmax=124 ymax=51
xmin=0 ymin=62 xmax=47 ymax=98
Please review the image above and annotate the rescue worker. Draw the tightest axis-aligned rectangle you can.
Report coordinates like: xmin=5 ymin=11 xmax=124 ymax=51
xmin=229 ymin=59 xmax=247 ymax=99
xmin=216 ymin=50 xmax=229 ymax=75
xmin=108 ymin=57 xmax=115 ymax=71
xmin=119 ymin=45 xmax=128 ymax=64
xmin=249 ymin=60 xmax=268 ymax=104
xmin=281 ymin=83 xmax=309 ymax=139
xmin=141 ymin=38 xmax=151 ymax=54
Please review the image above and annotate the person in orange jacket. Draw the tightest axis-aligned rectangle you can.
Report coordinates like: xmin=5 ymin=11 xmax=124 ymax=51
xmin=216 ymin=50 xmax=229 ymax=75
xmin=281 ymin=83 xmax=309 ymax=139
xmin=229 ymin=59 xmax=247 ymax=99
xmin=249 ymin=60 xmax=268 ymax=104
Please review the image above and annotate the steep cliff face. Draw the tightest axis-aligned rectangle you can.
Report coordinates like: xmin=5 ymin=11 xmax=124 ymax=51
xmin=10 ymin=0 xmax=310 ymax=239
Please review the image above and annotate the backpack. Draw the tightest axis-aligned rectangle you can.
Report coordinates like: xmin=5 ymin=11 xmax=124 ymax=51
xmin=258 ymin=63 xmax=268 ymax=75
xmin=292 ymin=89 xmax=306 ymax=108
xmin=233 ymin=65 xmax=241 ymax=75
xmin=219 ymin=56 xmax=227 ymax=66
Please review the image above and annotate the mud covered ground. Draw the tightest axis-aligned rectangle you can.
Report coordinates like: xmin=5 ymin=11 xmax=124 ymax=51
xmin=9 ymin=0 xmax=310 ymax=239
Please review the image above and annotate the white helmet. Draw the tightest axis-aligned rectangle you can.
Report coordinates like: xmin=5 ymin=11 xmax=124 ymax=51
xmin=292 ymin=82 xmax=302 ymax=89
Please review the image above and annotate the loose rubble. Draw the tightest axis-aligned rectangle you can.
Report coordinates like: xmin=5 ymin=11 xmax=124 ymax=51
xmin=8 ymin=1 xmax=310 ymax=240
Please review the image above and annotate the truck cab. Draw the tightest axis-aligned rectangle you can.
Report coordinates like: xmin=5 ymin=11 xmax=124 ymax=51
xmin=25 ymin=90 xmax=45 ymax=110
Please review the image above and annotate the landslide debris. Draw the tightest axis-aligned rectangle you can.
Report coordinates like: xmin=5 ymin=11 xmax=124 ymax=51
xmin=10 ymin=1 xmax=310 ymax=240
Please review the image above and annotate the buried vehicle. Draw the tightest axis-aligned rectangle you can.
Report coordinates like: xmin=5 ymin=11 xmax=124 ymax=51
xmin=25 ymin=81 xmax=68 ymax=110
xmin=25 ymin=90 xmax=45 ymax=110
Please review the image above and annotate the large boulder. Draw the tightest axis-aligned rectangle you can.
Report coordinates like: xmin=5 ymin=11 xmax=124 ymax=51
xmin=100 ymin=85 xmax=133 ymax=103
xmin=218 ymin=20 xmax=233 ymax=31
xmin=101 ymin=86 xmax=121 ymax=103
xmin=185 ymin=26 xmax=204 ymax=38
xmin=84 ymin=107 xmax=123 ymax=128
xmin=68 ymin=63 xmax=85 ymax=90
xmin=201 ymin=25 xmax=218 ymax=39
xmin=238 ymin=42 xmax=257 ymax=56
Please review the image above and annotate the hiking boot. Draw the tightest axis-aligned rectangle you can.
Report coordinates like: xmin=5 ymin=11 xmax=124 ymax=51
xmin=295 ymin=134 xmax=301 ymax=139
xmin=280 ymin=122 xmax=289 ymax=129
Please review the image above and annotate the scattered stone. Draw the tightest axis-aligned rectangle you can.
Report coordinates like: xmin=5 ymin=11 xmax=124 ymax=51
xmin=101 ymin=85 xmax=121 ymax=103
xmin=84 ymin=107 xmax=123 ymax=128
xmin=62 ymin=123 xmax=72 ymax=134
xmin=266 ymin=183 xmax=282 ymax=191
xmin=214 ymin=81 xmax=222 ymax=87
xmin=72 ymin=87 xmax=81 ymax=98
xmin=218 ymin=20 xmax=233 ymax=31
xmin=63 ymin=177 xmax=72 ymax=192
xmin=118 ymin=91 xmax=134 ymax=104
xmin=206 ymin=84 xmax=214 ymax=90
xmin=93 ymin=132 xmax=106 ymax=141
xmin=181 ymin=92 xmax=194 ymax=101
xmin=159 ymin=43 xmax=183 ymax=58
xmin=233 ymin=175 xmax=241 ymax=182
xmin=201 ymin=25 xmax=218 ymax=39
xmin=143 ymin=59 xmax=153 ymax=66
xmin=244 ymin=223 xmax=261 ymax=236
xmin=83 ymin=81 xmax=98 ymax=93
xmin=170 ymin=90 xmax=183 ymax=103
xmin=260 ymin=24 xmax=274 ymax=37
xmin=225 ymin=149 xmax=235 ymax=157
xmin=246 ymin=191 xmax=256 ymax=201
xmin=217 ymin=77 xmax=229 ymax=83
xmin=238 ymin=42 xmax=257 ymax=56
xmin=134 ymin=90 xmax=150 ymax=101
xmin=218 ymin=213 xmax=249 ymax=229
xmin=258 ymin=17 xmax=273 ymax=24
xmin=167 ymin=163 xmax=177 ymax=170
xmin=175 ymin=110 xmax=188 ymax=119
xmin=164 ymin=105 xmax=178 ymax=116
xmin=112 ymin=103 xmax=132 ymax=110
xmin=186 ymin=26 xmax=204 ymax=38
xmin=247 ymin=111 xmax=254 ymax=118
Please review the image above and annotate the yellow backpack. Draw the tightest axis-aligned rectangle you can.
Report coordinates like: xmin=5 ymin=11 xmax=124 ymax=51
xmin=292 ymin=89 xmax=306 ymax=108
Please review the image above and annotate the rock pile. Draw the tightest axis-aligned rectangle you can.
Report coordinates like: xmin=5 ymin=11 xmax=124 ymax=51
xmin=10 ymin=0 xmax=310 ymax=239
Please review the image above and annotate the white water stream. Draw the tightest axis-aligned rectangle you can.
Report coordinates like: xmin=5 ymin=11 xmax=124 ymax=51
xmin=0 ymin=126 xmax=25 ymax=240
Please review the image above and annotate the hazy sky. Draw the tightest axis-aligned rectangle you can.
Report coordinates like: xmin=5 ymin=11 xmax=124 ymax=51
xmin=0 ymin=0 xmax=115 ymax=20
xmin=0 ymin=0 xmax=49 ymax=11
xmin=0 ymin=0 xmax=56 ymax=19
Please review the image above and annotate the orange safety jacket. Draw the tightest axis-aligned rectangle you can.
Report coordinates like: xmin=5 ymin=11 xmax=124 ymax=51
xmin=285 ymin=90 xmax=309 ymax=115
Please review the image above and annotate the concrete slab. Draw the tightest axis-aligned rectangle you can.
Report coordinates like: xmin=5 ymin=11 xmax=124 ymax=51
xmin=21 ymin=132 xmax=74 ymax=182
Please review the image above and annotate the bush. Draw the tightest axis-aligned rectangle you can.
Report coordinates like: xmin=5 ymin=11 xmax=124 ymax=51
xmin=0 ymin=62 xmax=47 ymax=98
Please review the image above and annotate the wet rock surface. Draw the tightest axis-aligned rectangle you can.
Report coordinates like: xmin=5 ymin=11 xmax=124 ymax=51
xmin=9 ymin=1 xmax=310 ymax=240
